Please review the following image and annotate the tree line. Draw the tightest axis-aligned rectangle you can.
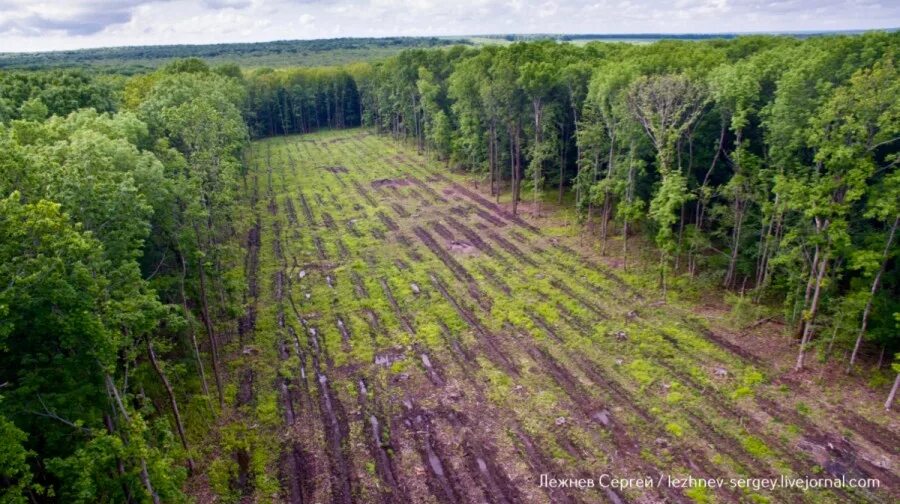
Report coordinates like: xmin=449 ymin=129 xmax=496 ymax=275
xmin=1 ymin=60 xmax=247 ymax=501
xmin=245 ymin=66 xmax=363 ymax=136
xmin=0 ymin=37 xmax=462 ymax=72
xmin=245 ymin=33 xmax=900 ymax=406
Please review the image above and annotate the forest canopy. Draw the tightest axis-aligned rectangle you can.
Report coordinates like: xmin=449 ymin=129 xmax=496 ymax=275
xmin=0 ymin=37 xmax=464 ymax=73
xmin=1 ymin=58 xmax=247 ymax=502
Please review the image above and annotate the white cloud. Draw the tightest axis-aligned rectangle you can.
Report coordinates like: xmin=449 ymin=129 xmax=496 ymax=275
xmin=0 ymin=0 xmax=897 ymax=52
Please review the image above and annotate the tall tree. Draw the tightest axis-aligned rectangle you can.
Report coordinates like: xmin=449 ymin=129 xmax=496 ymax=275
xmin=628 ymin=74 xmax=709 ymax=295
xmin=519 ymin=53 xmax=559 ymax=217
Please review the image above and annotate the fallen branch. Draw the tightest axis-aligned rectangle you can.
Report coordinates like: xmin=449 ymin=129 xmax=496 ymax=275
xmin=742 ymin=316 xmax=775 ymax=331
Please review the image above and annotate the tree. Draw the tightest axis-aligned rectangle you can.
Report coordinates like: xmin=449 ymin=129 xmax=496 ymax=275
xmin=842 ymin=59 xmax=900 ymax=371
xmin=628 ymin=74 xmax=709 ymax=295
xmin=0 ymin=194 xmax=180 ymax=502
xmin=519 ymin=55 xmax=559 ymax=217
xmin=492 ymin=50 xmax=527 ymax=215
xmin=793 ymin=56 xmax=899 ymax=370
xmin=559 ymin=62 xmax=593 ymax=203
xmin=417 ymin=67 xmax=452 ymax=161
xmin=138 ymin=70 xmax=249 ymax=406
xmin=583 ymin=60 xmax=639 ymax=250
xmin=887 ymin=352 xmax=900 ymax=411
xmin=709 ymin=61 xmax=763 ymax=288
xmin=448 ymin=55 xmax=490 ymax=184
xmin=0 ymin=407 xmax=34 ymax=503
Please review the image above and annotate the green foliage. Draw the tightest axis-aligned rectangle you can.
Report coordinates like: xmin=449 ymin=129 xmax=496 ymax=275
xmin=208 ymin=456 xmax=239 ymax=502
xmin=0 ymin=37 xmax=466 ymax=71
xmin=726 ymin=293 xmax=764 ymax=328
xmin=743 ymin=370 xmax=764 ymax=387
xmin=732 ymin=386 xmax=753 ymax=400
xmin=256 ymin=392 xmax=281 ymax=427
xmin=0 ymin=60 xmax=248 ymax=501
xmin=0 ymin=69 xmax=117 ymax=122
xmin=666 ymin=391 xmax=685 ymax=404
xmin=245 ymin=66 xmax=362 ymax=137
xmin=685 ymin=485 xmax=714 ymax=504
xmin=741 ymin=435 xmax=773 ymax=459
xmin=665 ymin=422 xmax=684 ymax=438
xmin=484 ymin=364 xmax=514 ymax=404
xmin=0 ymin=409 xmax=35 ymax=503
xmin=626 ymin=359 xmax=657 ymax=388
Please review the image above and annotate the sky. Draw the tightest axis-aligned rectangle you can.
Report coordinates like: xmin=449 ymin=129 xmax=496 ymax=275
xmin=0 ymin=0 xmax=898 ymax=53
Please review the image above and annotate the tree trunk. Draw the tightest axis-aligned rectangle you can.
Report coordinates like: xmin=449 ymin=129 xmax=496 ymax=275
xmin=848 ymin=215 xmax=898 ymax=373
xmin=489 ymin=122 xmax=496 ymax=197
xmin=325 ymin=93 xmax=333 ymax=129
xmin=104 ymin=414 xmax=136 ymax=503
xmin=148 ymin=340 xmax=195 ymax=474
xmin=204 ymin=207 xmax=230 ymax=338
xmin=585 ymin=149 xmax=601 ymax=238
xmin=281 ymin=92 xmax=290 ymax=135
xmin=622 ymin=142 xmax=636 ymax=272
xmin=533 ymin=99 xmax=543 ymax=218
xmin=796 ymin=243 xmax=821 ymax=338
xmin=517 ymin=127 xmax=523 ymax=211
xmin=826 ymin=313 xmax=841 ymax=361
xmin=754 ymin=213 xmax=768 ymax=286
xmin=194 ymin=233 xmax=225 ymax=409
xmin=179 ymin=251 xmax=210 ymax=400
xmin=796 ymin=254 xmax=829 ymax=371
xmin=659 ymin=250 xmax=668 ymax=300
xmin=106 ymin=374 xmax=161 ymax=504
xmin=558 ymin=120 xmax=566 ymax=204
xmin=139 ymin=459 xmax=160 ymax=504
xmin=571 ymin=103 xmax=581 ymax=205
xmin=512 ymin=125 xmax=522 ymax=215
xmin=411 ymin=93 xmax=421 ymax=153
xmin=724 ymin=198 xmax=745 ymax=288
xmin=886 ymin=372 xmax=900 ymax=411
xmin=600 ymin=134 xmax=616 ymax=255
xmin=755 ymin=201 xmax=783 ymax=301
xmin=508 ymin=130 xmax=515 ymax=209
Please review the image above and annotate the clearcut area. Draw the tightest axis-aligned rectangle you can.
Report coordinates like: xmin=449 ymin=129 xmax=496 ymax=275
xmin=236 ymin=128 xmax=898 ymax=504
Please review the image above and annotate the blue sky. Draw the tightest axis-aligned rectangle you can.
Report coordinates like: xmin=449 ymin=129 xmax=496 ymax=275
xmin=0 ymin=0 xmax=897 ymax=52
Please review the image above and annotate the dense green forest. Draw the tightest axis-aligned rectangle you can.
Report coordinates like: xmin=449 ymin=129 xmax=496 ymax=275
xmin=1 ymin=32 xmax=899 ymax=502
xmin=0 ymin=37 xmax=462 ymax=73
xmin=1 ymin=59 xmax=248 ymax=502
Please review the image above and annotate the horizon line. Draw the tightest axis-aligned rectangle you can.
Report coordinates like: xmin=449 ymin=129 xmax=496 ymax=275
xmin=2 ymin=27 xmax=897 ymax=56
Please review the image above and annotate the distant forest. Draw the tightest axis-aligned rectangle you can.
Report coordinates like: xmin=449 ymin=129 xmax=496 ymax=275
xmin=5 ymin=32 xmax=886 ymax=72
xmin=0 ymin=37 xmax=464 ymax=72
xmin=482 ymin=30 xmax=887 ymax=42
